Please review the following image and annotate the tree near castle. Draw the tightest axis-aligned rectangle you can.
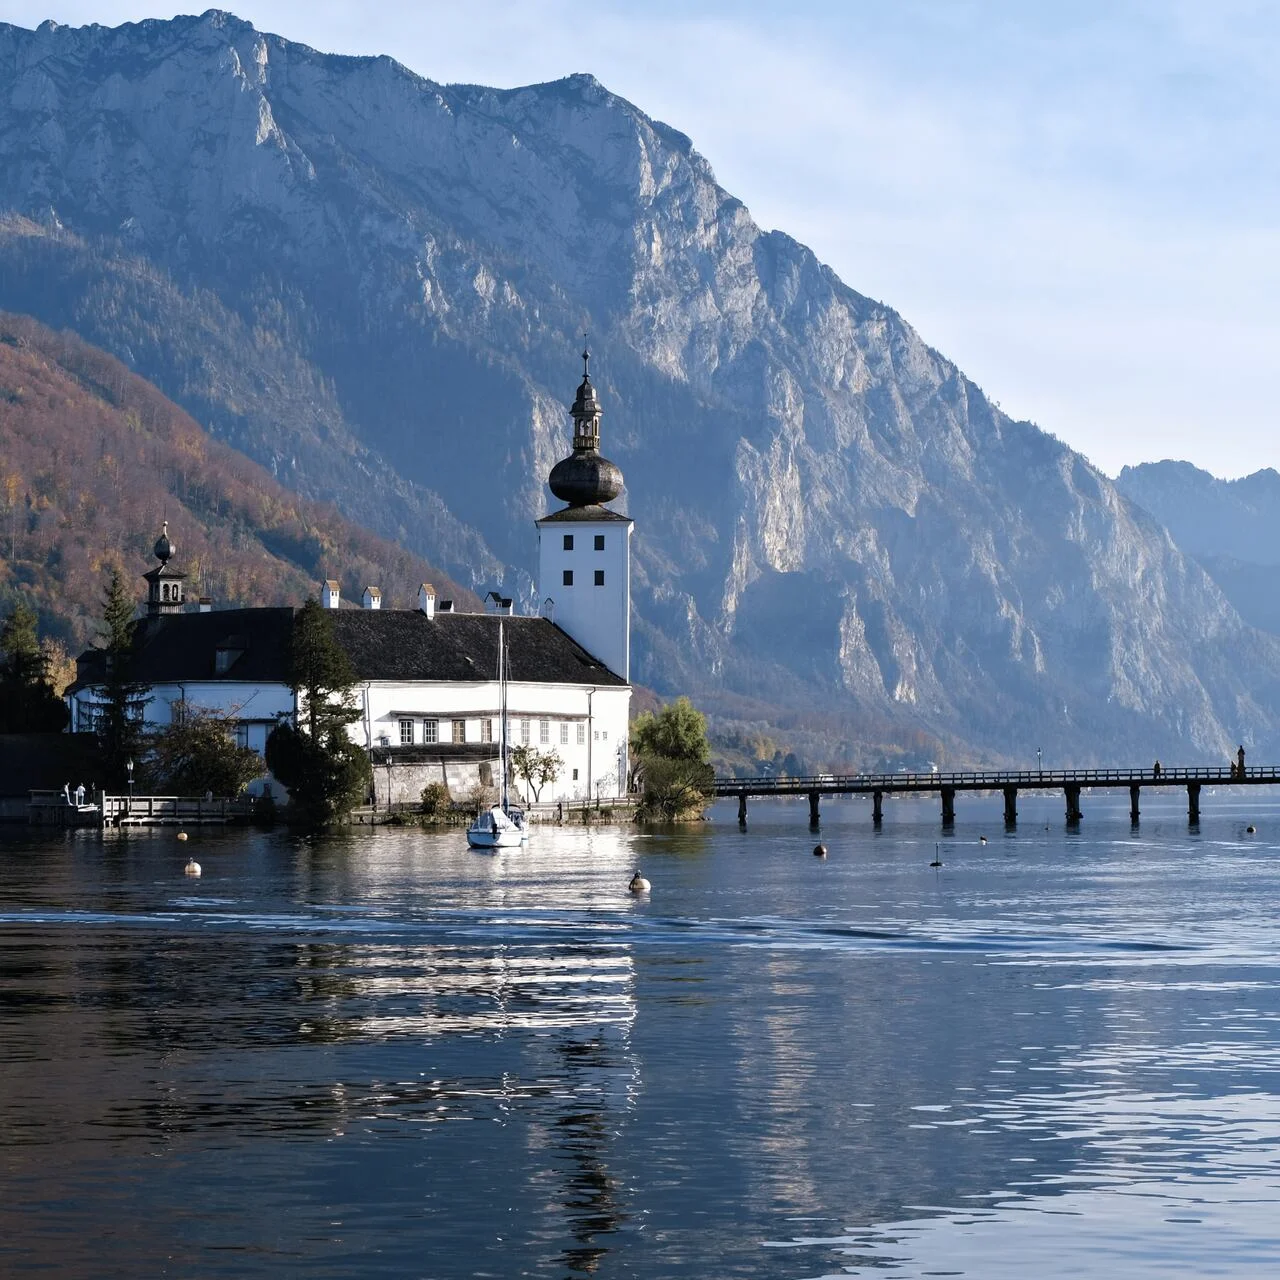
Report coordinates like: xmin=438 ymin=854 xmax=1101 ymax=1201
xmin=0 ymin=601 xmax=68 ymax=732
xmin=265 ymin=598 xmax=370 ymax=824
xmin=509 ymin=744 xmax=563 ymax=803
xmin=631 ymin=697 xmax=714 ymax=821
xmin=92 ymin=569 xmax=150 ymax=788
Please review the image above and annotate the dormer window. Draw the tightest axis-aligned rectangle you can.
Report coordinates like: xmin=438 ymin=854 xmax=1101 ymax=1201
xmin=214 ymin=635 xmax=247 ymax=675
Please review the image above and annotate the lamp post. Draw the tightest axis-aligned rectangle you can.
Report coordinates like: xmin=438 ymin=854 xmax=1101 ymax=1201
xmin=126 ymin=758 xmax=134 ymax=814
xmin=1036 ymin=746 xmax=1042 ymax=773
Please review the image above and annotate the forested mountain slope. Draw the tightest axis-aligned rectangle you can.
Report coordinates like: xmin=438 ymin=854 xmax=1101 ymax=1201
xmin=0 ymin=311 xmax=472 ymax=648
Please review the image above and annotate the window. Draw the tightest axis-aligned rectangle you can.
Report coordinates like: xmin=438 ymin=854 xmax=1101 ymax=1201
xmin=539 ymin=720 xmax=550 ymax=744
xmin=452 ymin=719 xmax=466 ymax=744
xmin=170 ymin=698 xmax=186 ymax=726
xmin=520 ymin=719 xmax=530 ymax=745
xmin=594 ymin=730 xmax=600 ymax=742
xmin=481 ymin=718 xmax=493 ymax=743
xmin=563 ymin=534 xmax=574 ymax=550
xmin=594 ymin=535 xmax=605 ymax=551
xmin=572 ymin=768 xmax=579 ymax=781
xmin=234 ymin=723 xmax=250 ymax=750
xmin=602 ymin=729 xmax=608 ymax=741
xmin=594 ymin=569 xmax=605 ymax=586
xmin=560 ymin=722 xmax=569 ymax=745
xmin=423 ymin=718 xmax=439 ymax=743
xmin=399 ymin=718 xmax=414 ymax=745
xmin=576 ymin=723 xmax=585 ymax=745
xmin=563 ymin=569 xmax=573 ymax=587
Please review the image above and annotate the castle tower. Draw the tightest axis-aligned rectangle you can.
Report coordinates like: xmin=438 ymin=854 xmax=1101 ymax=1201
xmin=536 ymin=350 xmax=632 ymax=680
xmin=142 ymin=521 xmax=187 ymax=616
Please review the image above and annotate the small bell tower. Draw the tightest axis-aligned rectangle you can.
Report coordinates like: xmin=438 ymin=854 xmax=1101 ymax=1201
xmin=142 ymin=521 xmax=187 ymax=616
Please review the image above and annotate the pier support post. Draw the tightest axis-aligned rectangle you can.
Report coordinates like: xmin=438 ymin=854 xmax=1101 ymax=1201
xmin=808 ymin=791 xmax=820 ymax=829
xmin=941 ymin=786 xmax=956 ymax=827
xmin=1187 ymin=782 xmax=1201 ymax=825
xmin=1064 ymin=784 xmax=1082 ymax=825
xmin=1130 ymin=785 xmax=1141 ymax=825
xmin=1003 ymin=786 xmax=1018 ymax=828
xmin=872 ymin=789 xmax=883 ymax=825
xmin=738 ymin=792 xmax=747 ymax=827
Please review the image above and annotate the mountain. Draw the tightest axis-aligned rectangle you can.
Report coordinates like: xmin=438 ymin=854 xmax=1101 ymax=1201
xmin=1116 ymin=462 xmax=1280 ymax=636
xmin=0 ymin=310 xmax=473 ymax=649
xmin=0 ymin=10 xmax=1277 ymax=764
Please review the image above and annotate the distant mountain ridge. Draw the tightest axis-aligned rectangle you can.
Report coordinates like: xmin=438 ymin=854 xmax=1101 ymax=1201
xmin=1 ymin=10 xmax=1278 ymax=763
xmin=1116 ymin=462 xmax=1280 ymax=566
xmin=1116 ymin=461 xmax=1280 ymax=637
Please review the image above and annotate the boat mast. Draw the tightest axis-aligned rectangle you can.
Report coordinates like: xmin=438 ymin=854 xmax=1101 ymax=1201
xmin=498 ymin=617 xmax=509 ymax=812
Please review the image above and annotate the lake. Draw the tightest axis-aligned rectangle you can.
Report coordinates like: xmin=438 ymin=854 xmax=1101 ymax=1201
xmin=2 ymin=791 xmax=1279 ymax=1277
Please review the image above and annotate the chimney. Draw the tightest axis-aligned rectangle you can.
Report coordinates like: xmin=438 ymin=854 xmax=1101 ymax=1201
xmin=321 ymin=580 xmax=340 ymax=609
xmin=198 ymin=597 xmax=212 ymax=614
xmin=361 ymin=586 xmax=382 ymax=610
xmin=417 ymin=583 xmax=436 ymax=619
xmin=438 ymin=599 xmax=454 ymax=613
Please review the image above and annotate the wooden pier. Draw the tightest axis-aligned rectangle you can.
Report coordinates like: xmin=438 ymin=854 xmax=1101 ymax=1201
xmin=716 ymin=765 xmax=1280 ymax=829
xmin=29 ymin=791 xmax=245 ymax=828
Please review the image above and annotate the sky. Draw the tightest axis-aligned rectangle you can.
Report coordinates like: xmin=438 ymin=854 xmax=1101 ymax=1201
xmin=2 ymin=0 xmax=1277 ymax=479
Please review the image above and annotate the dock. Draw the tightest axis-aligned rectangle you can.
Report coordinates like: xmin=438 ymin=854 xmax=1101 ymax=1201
xmin=716 ymin=765 xmax=1280 ymax=828
xmin=29 ymin=791 xmax=245 ymax=828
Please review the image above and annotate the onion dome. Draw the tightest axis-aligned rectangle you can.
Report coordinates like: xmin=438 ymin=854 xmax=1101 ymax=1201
xmin=153 ymin=520 xmax=175 ymax=564
xmin=548 ymin=349 xmax=625 ymax=507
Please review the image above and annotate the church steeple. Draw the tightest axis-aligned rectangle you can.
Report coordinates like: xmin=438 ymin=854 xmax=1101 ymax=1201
xmin=548 ymin=348 xmax=624 ymax=508
xmin=536 ymin=350 xmax=633 ymax=683
xmin=142 ymin=520 xmax=187 ymax=616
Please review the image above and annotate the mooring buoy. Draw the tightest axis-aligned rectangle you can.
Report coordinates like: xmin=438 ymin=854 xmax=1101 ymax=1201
xmin=813 ymin=843 xmax=827 ymax=857
xmin=1247 ymin=825 xmax=1257 ymax=834
xmin=629 ymin=870 xmax=650 ymax=893
xmin=184 ymin=859 xmax=201 ymax=877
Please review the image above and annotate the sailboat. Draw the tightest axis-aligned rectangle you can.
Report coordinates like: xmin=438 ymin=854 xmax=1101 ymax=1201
xmin=467 ymin=617 xmax=528 ymax=849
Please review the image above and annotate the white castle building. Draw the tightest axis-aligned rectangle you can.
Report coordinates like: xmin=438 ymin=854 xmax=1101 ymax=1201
xmin=67 ymin=355 xmax=633 ymax=807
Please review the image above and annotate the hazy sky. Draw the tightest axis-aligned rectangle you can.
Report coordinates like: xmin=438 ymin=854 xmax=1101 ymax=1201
xmin=3 ymin=1 xmax=1276 ymax=478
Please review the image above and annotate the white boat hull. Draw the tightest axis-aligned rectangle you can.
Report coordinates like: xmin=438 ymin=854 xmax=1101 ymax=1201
xmin=467 ymin=806 xmax=524 ymax=849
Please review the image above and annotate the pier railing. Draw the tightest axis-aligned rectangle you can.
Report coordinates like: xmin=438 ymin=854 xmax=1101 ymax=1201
xmin=715 ymin=764 xmax=1278 ymax=827
xmin=715 ymin=765 xmax=1278 ymax=795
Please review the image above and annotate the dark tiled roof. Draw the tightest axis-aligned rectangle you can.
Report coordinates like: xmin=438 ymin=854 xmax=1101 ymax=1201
xmin=536 ymin=504 xmax=633 ymax=524
xmin=332 ymin=611 xmax=626 ymax=685
xmin=72 ymin=608 xmax=296 ymax=688
xmin=71 ymin=608 xmax=626 ymax=689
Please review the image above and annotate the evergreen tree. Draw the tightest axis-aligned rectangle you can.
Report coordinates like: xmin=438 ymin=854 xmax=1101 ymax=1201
xmin=93 ymin=569 xmax=150 ymax=788
xmin=0 ymin=601 xmax=69 ymax=732
xmin=266 ymin=598 xmax=370 ymax=824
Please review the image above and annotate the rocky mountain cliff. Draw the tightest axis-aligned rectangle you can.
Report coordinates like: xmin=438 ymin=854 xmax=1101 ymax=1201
xmin=1 ymin=10 xmax=1276 ymax=764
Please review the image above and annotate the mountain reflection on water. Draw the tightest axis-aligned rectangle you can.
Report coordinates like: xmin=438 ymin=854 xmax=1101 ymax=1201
xmin=2 ymin=795 xmax=1279 ymax=1277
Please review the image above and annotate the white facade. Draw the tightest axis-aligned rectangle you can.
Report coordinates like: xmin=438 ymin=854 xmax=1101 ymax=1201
xmin=69 ymin=679 xmax=293 ymax=797
xmin=536 ymin=518 xmax=632 ymax=681
xmin=69 ymin=668 xmax=630 ymax=804
xmin=360 ymin=677 xmax=630 ymax=803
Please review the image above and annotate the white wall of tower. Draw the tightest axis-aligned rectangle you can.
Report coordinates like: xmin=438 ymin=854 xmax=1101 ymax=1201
xmin=537 ymin=519 xmax=632 ymax=682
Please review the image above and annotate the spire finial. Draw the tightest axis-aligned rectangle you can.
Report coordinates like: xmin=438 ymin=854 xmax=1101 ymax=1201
xmin=582 ymin=338 xmax=590 ymax=380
